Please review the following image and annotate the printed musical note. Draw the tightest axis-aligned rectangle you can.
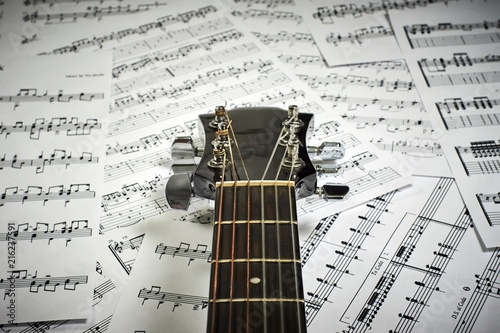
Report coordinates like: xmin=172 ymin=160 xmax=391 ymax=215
xmin=108 ymin=234 xmax=145 ymax=275
xmin=404 ymin=20 xmax=500 ymax=49
xmin=455 ymin=140 xmax=500 ymax=176
xmin=0 ymin=183 xmax=95 ymax=206
xmin=0 ymin=220 xmax=91 ymax=246
xmin=311 ymin=0 xmax=449 ymax=22
xmin=0 ymin=150 xmax=98 ymax=173
xmin=476 ymin=192 xmax=500 ymax=226
xmin=23 ymin=3 xmax=168 ymax=24
xmin=156 ymin=242 xmax=211 ymax=265
xmin=0 ymin=89 xmax=104 ymax=105
xmin=39 ymin=7 xmax=220 ymax=54
xmin=0 ymin=117 xmax=101 ymax=140
xmin=138 ymin=286 xmax=208 ymax=311
xmin=0 ymin=270 xmax=88 ymax=292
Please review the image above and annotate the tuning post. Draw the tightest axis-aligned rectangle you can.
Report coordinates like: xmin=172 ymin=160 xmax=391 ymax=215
xmin=208 ymin=122 xmax=231 ymax=170
xmin=209 ymin=105 xmax=228 ymax=129
xmin=280 ymin=105 xmax=304 ymax=145
xmin=282 ymin=123 xmax=305 ymax=172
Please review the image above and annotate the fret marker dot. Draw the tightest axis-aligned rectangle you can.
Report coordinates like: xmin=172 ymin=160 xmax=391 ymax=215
xmin=250 ymin=277 xmax=261 ymax=284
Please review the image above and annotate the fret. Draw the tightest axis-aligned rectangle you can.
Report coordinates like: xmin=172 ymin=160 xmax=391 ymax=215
xmin=211 ymin=298 xmax=305 ymax=303
xmin=215 ymin=220 xmax=298 ymax=225
xmin=213 ymin=258 xmax=301 ymax=264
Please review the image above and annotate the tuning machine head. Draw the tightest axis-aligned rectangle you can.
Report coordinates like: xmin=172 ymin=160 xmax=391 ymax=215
xmin=165 ymin=136 xmax=202 ymax=210
xmin=308 ymin=141 xmax=345 ymax=161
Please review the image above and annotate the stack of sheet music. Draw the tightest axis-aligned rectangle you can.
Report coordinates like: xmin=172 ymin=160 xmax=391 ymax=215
xmin=0 ymin=0 xmax=498 ymax=332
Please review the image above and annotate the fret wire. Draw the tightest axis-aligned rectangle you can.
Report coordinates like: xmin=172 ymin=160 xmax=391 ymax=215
xmin=212 ymin=258 xmax=302 ymax=264
xmin=210 ymin=298 xmax=305 ymax=304
xmin=215 ymin=219 xmax=298 ymax=225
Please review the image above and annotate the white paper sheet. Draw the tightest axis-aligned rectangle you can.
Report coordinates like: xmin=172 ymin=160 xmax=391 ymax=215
xmin=0 ymin=53 xmax=112 ymax=324
xmin=389 ymin=1 xmax=500 ymax=248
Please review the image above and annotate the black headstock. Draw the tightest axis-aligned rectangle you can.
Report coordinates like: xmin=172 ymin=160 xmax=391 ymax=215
xmin=193 ymin=106 xmax=317 ymax=201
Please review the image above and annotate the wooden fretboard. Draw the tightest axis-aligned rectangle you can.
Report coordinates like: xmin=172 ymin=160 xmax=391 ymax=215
xmin=207 ymin=180 xmax=307 ymax=333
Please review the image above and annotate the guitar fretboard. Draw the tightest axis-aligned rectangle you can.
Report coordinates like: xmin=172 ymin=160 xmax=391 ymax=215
xmin=207 ymin=180 xmax=307 ymax=333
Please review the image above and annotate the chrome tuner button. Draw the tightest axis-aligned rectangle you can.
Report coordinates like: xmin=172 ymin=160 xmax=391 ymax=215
xmin=165 ymin=173 xmax=193 ymax=210
xmin=308 ymin=141 xmax=345 ymax=161
xmin=317 ymin=183 xmax=350 ymax=201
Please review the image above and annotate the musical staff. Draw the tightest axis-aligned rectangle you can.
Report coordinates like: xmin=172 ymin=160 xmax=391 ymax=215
xmin=0 ymin=183 xmax=95 ymax=206
xmin=436 ymin=96 xmax=500 ymax=130
xmin=326 ymin=25 xmax=394 ymax=46
xmin=422 ymin=70 xmax=500 ymax=87
xmin=93 ymin=279 xmax=116 ymax=306
xmin=138 ymin=286 xmax=208 ymax=311
xmin=404 ymin=20 xmax=500 ymax=49
xmin=390 ymin=1 xmax=500 ymax=246
xmin=156 ymin=242 xmax=211 ymax=265
xmin=0 ymin=270 xmax=88 ymax=292
xmin=23 ymin=3 xmax=167 ymax=24
xmin=0 ymin=220 xmax=91 ymax=245
xmin=299 ymin=73 xmax=414 ymax=92
xmin=231 ymin=8 xmax=302 ymax=24
xmin=41 ymin=6 xmax=220 ymax=54
xmin=454 ymin=248 xmax=500 ymax=332
xmin=311 ymin=0 xmax=449 ymax=22
xmin=0 ymin=53 xmax=109 ymax=324
xmin=455 ymin=140 xmax=500 ymax=176
xmin=108 ymin=234 xmax=145 ymax=274
xmin=0 ymin=150 xmax=98 ymax=173
xmin=0 ymin=90 xmax=104 ymax=110
xmin=0 ymin=117 xmax=101 ymax=140
xmin=476 ymin=193 xmax=500 ymax=226
xmin=419 ymin=53 xmax=500 ymax=73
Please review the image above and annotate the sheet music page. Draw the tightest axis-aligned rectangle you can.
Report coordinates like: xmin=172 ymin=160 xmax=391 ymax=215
xmin=107 ymin=202 xmax=213 ymax=332
xmin=0 ymin=0 xmax=171 ymax=56
xmin=226 ymin=0 xmax=450 ymax=177
xmin=294 ymin=0 xmax=411 ymax=66
xmin=302 ymin=176 xmax=500 ymax=332
xmin=0 ymin=1 xmax=413 ymax=330
xmin=110 ymin=174 xmax=500 ymax=332
xmin=0 ymin=53 xmax=112 ymax=324
xmin=389 ymin=1 xmax=500 ymax=248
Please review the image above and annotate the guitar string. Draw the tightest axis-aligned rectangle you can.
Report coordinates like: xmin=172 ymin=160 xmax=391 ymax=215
xmin=211 ymin=149 xmax=227 ymax=333
xmin=259 ymin=120 xmax=289 ymax=332
xmin=274 ymin=115 xmax=304 ymax=333
xmin=224 ymin=110 xmax=252 ymax=332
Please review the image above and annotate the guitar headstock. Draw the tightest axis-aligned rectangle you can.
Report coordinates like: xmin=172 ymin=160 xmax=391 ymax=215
xmin=192 ymin=105 xmax=317 ymax=201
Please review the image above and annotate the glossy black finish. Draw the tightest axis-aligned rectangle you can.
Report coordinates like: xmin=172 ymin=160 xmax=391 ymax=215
xmin=193 ymin=107 xmax=317 ymax=200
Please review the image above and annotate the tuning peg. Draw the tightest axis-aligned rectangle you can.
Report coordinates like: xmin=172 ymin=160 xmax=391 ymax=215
xmin=165 ymin=136 xmax=203 ymax=210
xmin=165 ymin=173 xmax=193 ymax=210
xmin=170 ymin=136 xmax=202 ymax=174
xmin=308 ymin=141 xmax=345 ymax=161
xmin=316 ymin=183 xmax=350 ymax=201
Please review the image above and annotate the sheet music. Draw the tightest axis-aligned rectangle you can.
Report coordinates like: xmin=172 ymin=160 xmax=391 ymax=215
xmin=110 ymin=175 xmax=500 ymax=332
xmin=294 ymin=0 xmax=440 ymax=66
xmin=0 ymin=53 xmax=111 ymax=324
xmin=389 ymin=1 xmax=500 ymax=248
xmin=303 ymin=176 xmax=500 ymax=332
xmin=0 ymin=0 xmax=497 ymax=332
xmin=227 ymin=0 xmax=450 ymax=177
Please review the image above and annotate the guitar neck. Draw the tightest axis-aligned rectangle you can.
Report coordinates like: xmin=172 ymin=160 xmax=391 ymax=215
xmin=207 ymin=180 xmax=307 ymax=333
